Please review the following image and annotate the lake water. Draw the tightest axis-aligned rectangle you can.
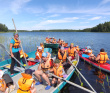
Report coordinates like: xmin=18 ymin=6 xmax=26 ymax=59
xmin=0 ymin=32 xmax=110 ymax=93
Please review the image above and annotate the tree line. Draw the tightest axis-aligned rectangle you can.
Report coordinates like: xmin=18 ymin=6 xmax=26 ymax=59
xmin=0 ymin=23 xmax=8 ymax=32
xmin=0 ymin=21 xmax=110 ymax=32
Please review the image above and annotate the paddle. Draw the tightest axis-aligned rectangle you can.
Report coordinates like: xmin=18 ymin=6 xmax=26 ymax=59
xmin=49 ymin=73 xmax=96 ymax=93
xmin=12 ymin=18 xmax=29 ymax=68
xmin=67 ymin=55 xmax=96 ymax=93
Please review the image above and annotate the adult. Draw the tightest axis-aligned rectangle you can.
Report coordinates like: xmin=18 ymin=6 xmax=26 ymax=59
xmin=68 ymin=43 xmax=76 ymax=61
xmin=35 ymin=52 xmax=53 ymax=90
xmin=10 ymin=33 xmax=20 ymax=75
xmin=84 ymin=46 xmax=93 ymax=56
xmin=94 ymin=48 xmax=109 ymax=63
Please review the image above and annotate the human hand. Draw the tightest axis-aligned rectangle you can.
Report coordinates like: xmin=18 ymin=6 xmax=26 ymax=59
xmin=11 ymin=53 xmax=14 ymax=57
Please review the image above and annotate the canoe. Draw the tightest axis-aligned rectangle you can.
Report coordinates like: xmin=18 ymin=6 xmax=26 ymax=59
xmin=11 ymin=53 xmax=79 ymax=93
xmin=79 ymin=51 xmax=110 ymax=73
xmin=0 ymin=48 xmax=52 ymax=76
xmin=44 ymin=41 xmax=59 ymax=49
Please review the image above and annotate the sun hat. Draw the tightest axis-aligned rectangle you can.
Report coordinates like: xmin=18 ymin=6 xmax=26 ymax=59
xmin=87 ymin=46 xmax=91 ymax=49
xmin=25 ymin=69 xmax=35 ymax=75
xmin=42 ymin=52 xmax=48 ymax=57
xmin=71 ymin=43 xmax=74 ymax=45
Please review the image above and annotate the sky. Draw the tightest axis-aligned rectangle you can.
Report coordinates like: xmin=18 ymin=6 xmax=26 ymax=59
xmin=0 ymin=0 xmax=110 ymax=30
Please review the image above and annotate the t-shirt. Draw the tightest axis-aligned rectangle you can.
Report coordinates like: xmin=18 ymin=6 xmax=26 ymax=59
xmin=10 ymin=39 xmax=19 ymax=53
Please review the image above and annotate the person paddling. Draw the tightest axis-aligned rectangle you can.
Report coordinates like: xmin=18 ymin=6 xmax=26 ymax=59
xmin=35 ymin=52 xmax=53 ymax=90
xmin=10 ymin=33 xmax=21 ymax=75
xmin=17 ymin=69 xmax=36 ymax=93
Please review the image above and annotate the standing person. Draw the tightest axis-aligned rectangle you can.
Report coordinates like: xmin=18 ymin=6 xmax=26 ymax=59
xmin=10 ymin=33 xmax=20 ymax=75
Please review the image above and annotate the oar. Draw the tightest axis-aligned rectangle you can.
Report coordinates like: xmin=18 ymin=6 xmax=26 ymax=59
xmin=67 ymin=55 xmax=96 ymax=93
xmin=0 ymin=43 xmax=26 ymax=69
xmin=49 ymin=73 xmax=95 ymax=93
xmin=12 ymin=18 xmax=29 ymax=68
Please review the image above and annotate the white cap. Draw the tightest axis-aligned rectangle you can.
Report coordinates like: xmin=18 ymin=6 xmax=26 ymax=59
xmin=88 ymin=50 xmax=92 ymax=53
xmin=38 ymin=46 xmax=42 ymax=50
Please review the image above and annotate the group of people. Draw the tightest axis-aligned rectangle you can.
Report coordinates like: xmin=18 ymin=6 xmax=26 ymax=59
xmin=82 ymin=46 xmax=109 ymax=64
xmin=45 ymin=37 xmax=68 ymax=47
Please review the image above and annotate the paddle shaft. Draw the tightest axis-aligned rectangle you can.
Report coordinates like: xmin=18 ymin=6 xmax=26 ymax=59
xmin=68 ymin=57 xmax=96 ymax=93
xmin=49 ymin=73 xmax=95 ymax=93
xmin=12 ymin=18 xmax=29 ymax=68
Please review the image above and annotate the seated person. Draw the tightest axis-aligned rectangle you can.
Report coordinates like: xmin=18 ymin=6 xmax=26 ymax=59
xmin=40 ymin=43 xmax=44 ymax=52
xmin=91 ymin=48 xmax=109 ymax=63
xmin=51 ymin=59 xmax=66 ymax=87
xmin=35 ymin=52 xmax=53 ymax=90
xmin=0 ymin=70 xmax=15 ymax=93
xmin=45 ymin=37 xmax=49 ymax=43
xmin=52 ymin=38 xmax=57 ymax=44
xmin=57 ymin=39 xmax=61 ymax=44
xmin=19 ymin=50 xmax=29 ymax=66
xmin=75 ymin=45 xmax=80 ymax=52
xmin=56 ymin=47 xmax=67 ymax=63
xmin=17 ymin=69 xmax=36 ymax=93
xmin=35 ymin=46 xmax=43 ymax=62
xmin=68 ymin=43 xmax=76 ymax=61
xmin=84 ymin=46 xmax=93 ymax=56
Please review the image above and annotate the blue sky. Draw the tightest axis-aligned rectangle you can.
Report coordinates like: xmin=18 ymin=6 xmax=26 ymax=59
xmin=0 ymin=0 xmax=110 ymax=30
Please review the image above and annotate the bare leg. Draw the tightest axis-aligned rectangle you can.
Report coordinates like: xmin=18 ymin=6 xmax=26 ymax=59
xmin=31 ymin=87 xmax=37 ymax=93
xmin=52 ymin=78 xmax=57 ymax=84
xmin=34 ymin=70 xmax=43 ymax=82
xmin=57 ymin=79 xmax=61 ymax=84
xmin=42 ymin=73 xmax=51 ymax=86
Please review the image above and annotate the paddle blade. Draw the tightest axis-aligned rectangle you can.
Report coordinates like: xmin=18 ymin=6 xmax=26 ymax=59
xmin=82 ymin=54 xmax=90 ymax=58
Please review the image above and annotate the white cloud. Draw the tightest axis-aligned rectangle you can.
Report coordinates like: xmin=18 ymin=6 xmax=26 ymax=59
xmin=11 ymin=0 xmax=31 ymax=14
xmin=89 ymin=16 xmax=102 ymax=20
xmin=48 ymin=14 xmax=60 ymax=17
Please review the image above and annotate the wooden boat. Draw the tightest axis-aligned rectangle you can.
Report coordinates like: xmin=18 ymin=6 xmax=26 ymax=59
xmin=44 ymin=41 xmax=59 ymax=49
xmin=0 ymin=48 xmax=52 ymax=76
xmin=79 ymin=51 xmax=110 ymax=73
xmin=11 ymin=53 xmax=79 ymax=93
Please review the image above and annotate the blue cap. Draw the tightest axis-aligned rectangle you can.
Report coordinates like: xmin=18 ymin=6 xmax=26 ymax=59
xmin=25 ymin=69 xmax=35 ymax=75
xmin=42 ymin=52 xmax=47 ymax=57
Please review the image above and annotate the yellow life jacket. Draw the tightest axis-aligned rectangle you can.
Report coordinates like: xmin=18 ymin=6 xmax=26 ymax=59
xmin=46 ymin=38 xmax=49 ymax=43
xmin=13 ymin=38 xmax=20 ymax=48
xmin=17 ymin=73 xmax=35 ymax=93
xmin=20 ymin=50 xmax=28 ymax=58
xmin=35 ymin=51 xmax=42 ymax=60
xmin=53 ymin=65 xmax=63 ymax=77
xmin=98 ymin=52 xmax=108 ymax=64
xmin=58 ymin=51 xmax=67 ymax=62
xmin=41 ymin=45 xmax=44 ymax=52
xmin=68 ymin=47 xmax=75 ymax=57
xmin=41 ymin=59 xmax=53 ymax=72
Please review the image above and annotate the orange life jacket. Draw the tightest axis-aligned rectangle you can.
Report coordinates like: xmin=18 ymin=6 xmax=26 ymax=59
xmin=75 ymin=46 xmax=80 ymax=52
xmin=0 ymin=79 xmax=4 ymax=88
xmin=52 ymin=39 xmax=56 ymax=44
xmin=46 ymin=38 xmax=49 ymax=43
xmin=20 ymin=50 xmax=28 ymax=58
xmin=41 ymin=59 xmax=53 ymax=72
xmin=41 ymin=45 xmax=44 ymax=52
xmin=58 ymin=51 xmax=67 ymax=62
xmin=98 ymin=52 xmax=108 ymax=64
xmin=68 ymin=47 xmax=75 ymax=57
xmin=35 ymin=51 xmax=42 ymax=59
xmin=17 ymin=73 xmax=35 ymax=93
xmin=13 ymin=38 xmax=20 ymax=48
xmin=53 ymin=65 xmax=63 ymax=77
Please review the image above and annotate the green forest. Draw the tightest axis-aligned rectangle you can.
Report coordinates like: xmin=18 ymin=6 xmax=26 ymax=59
xmin=0 ymin=21 xmax=110 ymax=32
xmin=0 ymin=23 xmax=8 ymax=32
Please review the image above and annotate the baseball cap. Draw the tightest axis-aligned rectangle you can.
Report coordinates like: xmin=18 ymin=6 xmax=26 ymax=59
xmin=42 ymin=52 xmax=48 ymax=57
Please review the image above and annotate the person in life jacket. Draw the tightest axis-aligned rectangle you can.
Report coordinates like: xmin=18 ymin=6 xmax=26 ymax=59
xmin=19 ymin=50 xmax=29 ymax=66
xmin=52 ymin=37 xmax=57 ymax=44
xmin=68 ymin=43 xmax=76 ymax=61
xmin=35 ymin=52 xmax=53 ymax=90
xmin=40 ymin=43 xmax=44 ymax=52
xmin=0 ymin=70 xmax=15 ymax=93
xmin=95 ymin=48 xmax=109 ymax=64
xmin=85 ymin=46 xmax=93 ymax=56
xmin=51 ymin=59 xmax=66 ymax=87
xmin=17 ymin=69 xmax=36 ymax=93
xmin=57 ymin=47 xmax=67 ymax=63
xmin=35 ymin=46 xmax=43 ymax=62
xmin=75 ymin=45 xmax=80 ymax=52
xmin=57 ymin=39 xmax=61 ymax=44
xmin=10 ymin=32 xmax=21 ymax=75
xmin=45 ymin=37 xmax=49 ymax=43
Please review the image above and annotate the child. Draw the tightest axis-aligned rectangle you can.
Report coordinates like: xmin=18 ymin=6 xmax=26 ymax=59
xmin=52 ymin=59 xmax=66 ymax=87
xmin=17 ymin=69 xmax=36 ymax=93
xmin=40 ymin=43 xmax=44 ymax=52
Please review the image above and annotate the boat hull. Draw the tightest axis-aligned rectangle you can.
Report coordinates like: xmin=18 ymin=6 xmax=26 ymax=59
xmin=44 ymin=43 xmax=59 ymax=48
